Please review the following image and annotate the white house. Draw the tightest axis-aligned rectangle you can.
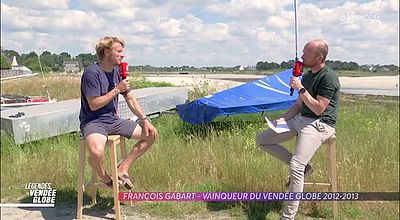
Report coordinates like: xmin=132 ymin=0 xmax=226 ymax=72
xmin=0 ymin=56 xmax=33 ymax=78
xmin=63 ymin=60 xmax=80 ymax=73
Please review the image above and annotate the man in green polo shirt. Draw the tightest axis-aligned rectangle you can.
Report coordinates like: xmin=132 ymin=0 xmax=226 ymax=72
xmin=256 ymin=39 xmax=340 ymax=220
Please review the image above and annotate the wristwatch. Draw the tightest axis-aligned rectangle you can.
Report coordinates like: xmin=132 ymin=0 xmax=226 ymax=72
xmin=298 ymin=87 xmax=306 ymax=94
xmin=136 ymin=116 xmax=151 ymax=126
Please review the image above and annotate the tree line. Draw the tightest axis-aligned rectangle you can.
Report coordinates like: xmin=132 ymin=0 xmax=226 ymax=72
xmin=0 ymin=48 xmax=245 ymax=72
xmin=0 ymin=47 xmax=98 ymax=72
xmin=1 ymin=46 xmax=398 ymax=72
xmin=256 ymin=60 xmax=398 ymax=71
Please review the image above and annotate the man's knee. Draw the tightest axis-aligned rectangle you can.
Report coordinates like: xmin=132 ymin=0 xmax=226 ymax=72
xmin=89 ymin=148 xmax=104 ymax=160
xmin=256 ymin=131 xmax=272 ymax=149
xmin=85 ymin=133 xmax=107 ymax=159
xmin=255 ymin=132 xmax=264 ymax=146
xmin=87 ymin=144 xmax=105 ymax=160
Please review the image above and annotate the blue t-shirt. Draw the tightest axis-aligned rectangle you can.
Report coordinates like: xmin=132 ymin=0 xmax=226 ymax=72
xmin=79 ymin=63 xmax=129 ymax=126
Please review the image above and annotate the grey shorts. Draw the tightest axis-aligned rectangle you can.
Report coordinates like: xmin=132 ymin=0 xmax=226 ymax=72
xmin=81 ymin=119 xmax=137 ymax=139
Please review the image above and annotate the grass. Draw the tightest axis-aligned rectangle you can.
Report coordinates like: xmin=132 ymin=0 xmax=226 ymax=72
xmin=0 ymin=74 xmax=174 ymax=101
xmin=1 ymin=76 xmax=81 ymax=101
xmin=1 ymin=75 xmax=399 ymax=219
xmin=130 ymin=72 xmax=175 ymax=89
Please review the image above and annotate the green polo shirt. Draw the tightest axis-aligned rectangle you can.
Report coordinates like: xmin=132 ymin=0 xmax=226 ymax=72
xmin=300 ymin=66 xmax=340 ymax=128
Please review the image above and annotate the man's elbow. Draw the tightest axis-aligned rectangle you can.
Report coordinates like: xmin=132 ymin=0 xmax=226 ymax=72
xmin=314 ymin=107 xmax=326 ymax=116
xmin=315 ymin=98 xmax=329 ymax=116
xmin=88 ymin=103 xmax=99 ymax=111
xmin=315 ymin=111 xmax=323 ymax=116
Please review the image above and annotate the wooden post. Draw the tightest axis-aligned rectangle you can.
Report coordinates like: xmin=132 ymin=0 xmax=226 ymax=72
xmin=76 ymin=140 xmax=85 ymax=220
xmin=328 ymin=136 xmax=338 ymax=219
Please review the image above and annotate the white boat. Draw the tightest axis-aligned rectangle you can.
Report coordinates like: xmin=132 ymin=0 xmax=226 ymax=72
xmin=1 ymin=94 xmax=56 ymax=109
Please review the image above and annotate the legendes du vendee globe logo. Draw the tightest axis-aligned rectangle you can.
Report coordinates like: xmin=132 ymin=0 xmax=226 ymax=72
xmin=25 ymin=182 xmax=57 ymax=205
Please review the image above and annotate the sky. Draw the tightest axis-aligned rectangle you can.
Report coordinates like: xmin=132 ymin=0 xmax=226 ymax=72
xmin=1 ymin=0 xmax=399 ymax=67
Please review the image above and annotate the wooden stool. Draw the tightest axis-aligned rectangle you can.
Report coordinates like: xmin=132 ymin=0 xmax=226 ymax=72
xmin=77 ymin=135 xmax=127 ymax=220
xmin=304 ymin=135 xmax=338 ymax=219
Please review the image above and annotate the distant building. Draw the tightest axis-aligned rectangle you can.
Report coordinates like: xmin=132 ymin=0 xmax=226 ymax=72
xmin=238 ymin=65 xmax=245 ymax=71
xmin=63 ymin=60 xmax=80 ymax=73
xmin=11 ymin=56 xmax=18 ymax=67
xmin=0 ymin=56 xmax=32 ymax=78
xmin=246 ymin=65 xmax=257 ymax=70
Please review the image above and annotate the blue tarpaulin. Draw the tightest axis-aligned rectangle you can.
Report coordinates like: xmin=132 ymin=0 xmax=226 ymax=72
xmin=176 ymin=69 xmax=299 ymax=125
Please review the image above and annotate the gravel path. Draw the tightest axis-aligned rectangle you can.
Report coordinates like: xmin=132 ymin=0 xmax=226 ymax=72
xmin=0 ymin=204 xmax=233 ymax=220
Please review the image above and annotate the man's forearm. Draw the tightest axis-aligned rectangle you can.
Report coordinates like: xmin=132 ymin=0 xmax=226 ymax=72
xmin=280 ymin=99 xmax=301 ymax=120
xmin=125 ymin=92 xmax=146 ymax=119
xmin=299 ymin=92 xmax=328 ymax=116
xmin=87 ymin=88 xmax=120 ymax=111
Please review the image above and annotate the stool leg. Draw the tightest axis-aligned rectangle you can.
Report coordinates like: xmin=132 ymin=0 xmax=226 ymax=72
xmin=77 ymin=140 xmax=85 ymax=220
xmin=119 ymin=137 xmax=133 ymax=206
xmin=120 ymin=137 xmax=127 ymax=159
xmin=110 ymin=140 xmax=121 ymax=220
xmin=90 ymin=169 xmax=98 ymax=205
xmin=328 ymin=138 xmax=338 ymax=219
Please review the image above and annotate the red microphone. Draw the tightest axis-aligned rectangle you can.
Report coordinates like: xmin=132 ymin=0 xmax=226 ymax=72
xmin=119 ymin=62 xmax=129 ymax=79
xmin=290 ymin=59 xmax=303 ymax=96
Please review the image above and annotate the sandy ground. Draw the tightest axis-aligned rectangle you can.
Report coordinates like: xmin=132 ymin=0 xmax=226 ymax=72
xmin=339 ymin=75 xmax=399 ymax=89
xmin=143 ymin=74 xmax=245 ymax=92
xmin=143 ymin=74 xmax=399 ymax=92
xmin=1 ymin=206 xmax=110 ymax=220
xmin=0 ymin=205 xmax=233 ymax=220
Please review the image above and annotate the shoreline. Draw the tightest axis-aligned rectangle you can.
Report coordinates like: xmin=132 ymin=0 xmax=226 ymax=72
xmin=339 ymin=75 xmax=399 ymax=90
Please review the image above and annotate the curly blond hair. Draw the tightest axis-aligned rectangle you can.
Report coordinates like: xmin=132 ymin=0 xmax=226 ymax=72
xmin=95 ymin=36 xmax=125 ymax=60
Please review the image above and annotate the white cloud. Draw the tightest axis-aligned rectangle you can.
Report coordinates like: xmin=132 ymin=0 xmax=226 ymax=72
xmin=1 ymin=31 xmax=33 ymax=50
xmin=52 ymin=11 xmax=105 ymax=31
xmin=128 ymin=22 xmax=155 ymax=34
xmin=266 ymin=16 xmax=291 ymax=30
xmin=181 ymin=14 xmax=203 ymax=33
xmin=206 ymin=0 xmax=292 ymax=19
xmin=1 ymin=0 xmax=69 ymax=10
xmin=1 ymin=3 xmax=105 ymax=32
xmin=1 ymin=4 xmax=31 ymax=30
xmin=157 ymin=17 xmax=184 ymax=37
xmin=200 ymin=23 xmax=231 ymax=42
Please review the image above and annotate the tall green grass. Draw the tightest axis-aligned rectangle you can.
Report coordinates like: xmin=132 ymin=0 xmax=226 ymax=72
xmin=0 ymin=76 xmax=398 ymax=219
xmin=0 ymin=75 xmax=174 ymax=101
xmin=130 ymin=72 xmax=175 ymax=89
xmin=1 ymin=76 xmax=81 ymax=101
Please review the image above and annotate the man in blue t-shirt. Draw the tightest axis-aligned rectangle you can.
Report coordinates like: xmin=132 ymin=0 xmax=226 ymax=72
xmin=256 ymin=39 xmax=340 ymax=220
xmin=79 ymin=36 xmax=158 ymax=189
